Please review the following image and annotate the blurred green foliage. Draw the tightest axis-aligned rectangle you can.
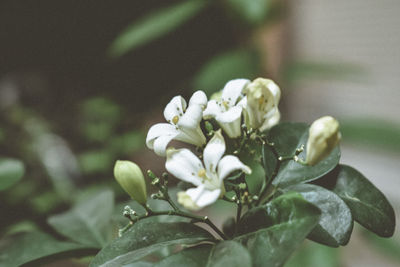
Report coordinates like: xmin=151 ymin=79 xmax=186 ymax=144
xmin=109 ymin=0 xmax=207 ymax=57
xmin=0 ymin=158 xmax=24 ymax=191
xmin=340 ymin=118 xmax=400 ymax=153
xmin=285 ymin=240 xmax=339 ymax=267
xmin=193 ymin=49 xmax=260 ymax=95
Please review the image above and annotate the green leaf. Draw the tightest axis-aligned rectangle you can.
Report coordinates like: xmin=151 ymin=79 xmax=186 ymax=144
xmin=109 ymin=0 xmax=207 ymax=57
xmin=238 ymin=192 xmax=321 ymax=235
xmin=206 ymin=241 xmax=251 ymax=267
xmin=263 ymin=122 xmax=340 ymax=188
xmin=90 ymin=221 xmax=215 ymax=267
xmin=155 ymin=244 xmax=213 ymax=267
xmin=0 ymin=231 xmax=95 ymax=267
xmin=235 ymin=193 xmax=321 ymax=267
xmin=225 ymin=0 xmax=271 ymax=25
xmin=48 ymin=190 xmax=114 ymax=249
xmin=331 ymin=165 xmax=395 ymax=237
xmin=0 ymin=158 xmax=24 ymax=191
xmin=193 ymin=49 xmax=260 ymax=96
xmin=284 ymin=184 xmax=353 ymax=247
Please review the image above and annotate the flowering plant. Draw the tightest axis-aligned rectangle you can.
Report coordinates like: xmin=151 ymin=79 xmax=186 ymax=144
xmin=86 ymin=78 xmax=395 ymax=266
xmin=2 ymin=78 xmax=393 ymax=267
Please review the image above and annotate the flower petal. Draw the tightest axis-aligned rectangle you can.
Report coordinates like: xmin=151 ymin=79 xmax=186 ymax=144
xmin=146 ymin=123 xmax=179 ymax=149
xmin=153 ymin=133 xmax=179 ymax=156
xmin=260 ymin=108 xmax=280 ymax=131
xmin=166 ymin=148 xmax=204 ymax=186
xmin=203 ymin=100 xmax=220 ymax=119
xmin=178 ymin=105 xmax=203 ymax=129
xmin=215 ymin=105 xmax=242 ymax=124
xmin=189 ymin=90 xmax=207 ymax=109
xmin=163 ymin=96 xmax=187 ymax=122
xmin=178 ymin=185 xmax=221 ymax=210
xmin=217 ymin=155 xmax=251 ymax=181
xmin=203 ymin=130 xmax=225 ymax=173
xmin=221 ymin=79 xmax=250 ymax=105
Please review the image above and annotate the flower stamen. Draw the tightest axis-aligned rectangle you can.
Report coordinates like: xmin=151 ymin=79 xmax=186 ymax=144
xmin=172 ymin=115 xmax=180 ymax=124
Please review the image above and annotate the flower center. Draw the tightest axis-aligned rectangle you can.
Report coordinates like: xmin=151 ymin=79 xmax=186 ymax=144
xmin=197 ymin=169 xmax=206 ymax=178
xmin=222 ymin=101 xmax=230 ymax=110
xmin=172 ymin=115 xmax=180 ymax=124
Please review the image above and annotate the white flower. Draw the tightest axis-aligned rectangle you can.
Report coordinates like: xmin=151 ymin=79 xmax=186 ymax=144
xmin=165 ymin=130 xmax=251 ymax=210
xmin=203 ymin=79 xmax=250 ymax=138
xmin=306 ymin=116 xmax=341 ymax=165
xmin=146 ymin=91 xmax=207 ymax=156
xmin=241 ymin=78 xmax=281 ymax=130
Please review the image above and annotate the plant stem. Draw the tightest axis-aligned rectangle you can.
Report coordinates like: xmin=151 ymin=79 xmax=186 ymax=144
xmin=255 ymin=141 xmax=280 ymax=206
xmin=123 ymin=207 xmax=227 ymax=240
xmin=255 ymin=143 xmax=305 ymax=206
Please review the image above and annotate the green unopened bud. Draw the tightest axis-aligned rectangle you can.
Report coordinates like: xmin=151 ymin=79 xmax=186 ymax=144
xmin=114 ymin=160 xmax=147 ymax=205
xmin=306 ymin=116 xmax=341 ymax=166
xmin=147 ymin=170 xmax=158 ymax=180
xmin=205 ymin=121 xmax=214 ymax=134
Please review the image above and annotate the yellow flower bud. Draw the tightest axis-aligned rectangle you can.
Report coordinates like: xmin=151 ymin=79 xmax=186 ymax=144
xmin=306 ymin=116 xmax=341 ymax=166
xmin=114 ymin=160 xmax=147 ymax=205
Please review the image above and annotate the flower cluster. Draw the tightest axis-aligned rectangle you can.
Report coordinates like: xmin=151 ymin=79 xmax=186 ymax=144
xmin=145 ymin=78 xmax=281 ymax=210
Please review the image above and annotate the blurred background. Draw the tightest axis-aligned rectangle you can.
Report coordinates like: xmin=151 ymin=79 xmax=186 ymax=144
xmin=0 ymin=0 xmax=399 ymax=266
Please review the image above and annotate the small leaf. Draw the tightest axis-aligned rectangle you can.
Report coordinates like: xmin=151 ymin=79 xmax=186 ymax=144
xmin=0 ymin=158 xmax=24 ymax=191
xmin=0 ymin=231 xmax=95 ymax=267
xmin=331 ymin=165 xmax=395 ymax=237
xmin=109 ymin=0 xmax=207 ymax=57
xmin=206 ymin=241 xmax=251 ymax=267
xmin=225 ymin=0 xmax=271 ymax=25
xmin=235 ymin=193 xmax=321 ymax=267
xmin=238 ymin=192 xmax=321 ymax=235
xmin=48 ymin=190 xmax=114 ymax=248
xmin=193 ymin=49 xmax=260 ymax=96
xmin=155 ymin=244 xmax=212 ymax=267
xmin=263 ymin=122 xmax=340 ymax=188
xmin=90 ymin=221 xmax=215 ymax=267
xmin=284 ymin=184 xmax=353 ymax=247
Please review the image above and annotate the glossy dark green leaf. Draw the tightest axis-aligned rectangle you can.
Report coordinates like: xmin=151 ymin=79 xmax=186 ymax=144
xmin=0 ymin=158 xmax=24 ymax=191
xmin=155 ymin=244 xmax=212 ymax=267
xmin=193 ymin=49 xmax=260 ymax=96
xmin=331 ymin=165 xmax=395 ymax=237
xmin=238 ymin=192 xmax=321 ymax=235
xmin=225 ymin=0 xmax=271 ymax=25
xmin=0 ymin=231 xmax=95 ymax=267
xmin=284 ymin=184 xmax=353 ymax=247
xmin=235 ymin=193 xmax=320 ymax=267
xmin=109 ymin=0 xmax=207 ymax=57
xmin=263 ymin=122 xmax=340 ymax=188
xmin=206 ymin=241 xmax=251 ymax=267
xmin=48 ymin=190 xmax=114 ymax=248
xmin=90 ymin=221 xmax=215 ymax=267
